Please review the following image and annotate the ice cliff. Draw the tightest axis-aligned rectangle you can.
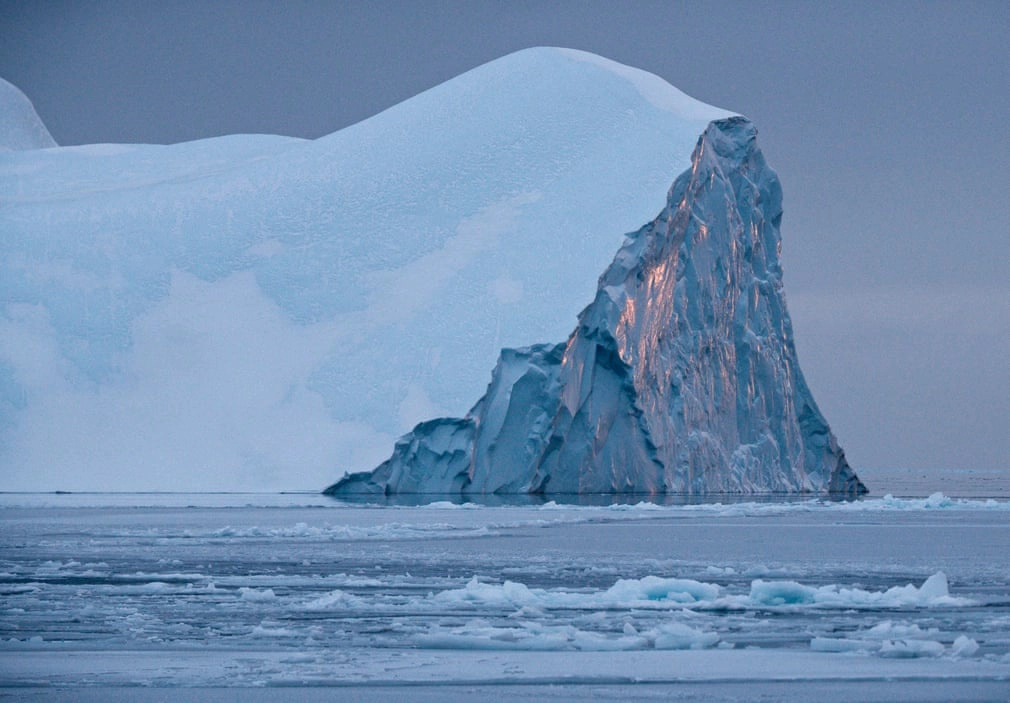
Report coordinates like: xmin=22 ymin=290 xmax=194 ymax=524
xmin=327 ymin=118 xmax=866 ymax=498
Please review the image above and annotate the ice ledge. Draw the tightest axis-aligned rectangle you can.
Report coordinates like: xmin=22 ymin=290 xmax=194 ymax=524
xmin=326 ymin=117 xmax=866 ymax=499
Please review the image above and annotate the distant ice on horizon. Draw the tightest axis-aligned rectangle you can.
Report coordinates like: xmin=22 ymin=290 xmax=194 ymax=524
xmin=0 ymin=77 xmax=56 ymax=151
xmin=0 ymin=48 xmax=735 ymax=491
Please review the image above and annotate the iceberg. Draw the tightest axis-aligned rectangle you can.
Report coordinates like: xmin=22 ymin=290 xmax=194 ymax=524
xmin=0 ymin=48 xmax=734 ymax=491
xmin=0 ymin=78 xmax=56 ymax=151
xmin=328 ymin=118 xmax=865 ymax=497
xmin=2 ymin=50 xmax=860 ymax=496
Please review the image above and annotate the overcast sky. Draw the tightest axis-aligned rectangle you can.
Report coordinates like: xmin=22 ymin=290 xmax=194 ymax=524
xmin=1 ymin=0 xmax=1007 ymax=474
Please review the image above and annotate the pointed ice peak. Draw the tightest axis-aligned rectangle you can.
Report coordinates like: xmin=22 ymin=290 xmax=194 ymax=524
xmin=327 ymin=117 xmax=865 ymax=498
xmin=0 ymin=77 xmax=57 ymax=151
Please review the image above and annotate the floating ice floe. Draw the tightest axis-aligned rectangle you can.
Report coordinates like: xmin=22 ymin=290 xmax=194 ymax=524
xmin=748 ymin=572 xmax=969 ymax=608
xmin=414 ymin=619 xmax=721 ymax=652
xmin=204 ymin=521 xmax=492 ymax=540
xmin=810 ymin=621 xmax=980 ymax=659
xmin=238 ymin=587 xmax=277 ymax=602
xmin=433 ymin=575 xmax=722 ymax=610
xmin=250 ymin=623 xmax=300 ymax=638
xmin=302 ymin=589 xmax=364 ymax=611
xmin=289 ymin=572 xmax=972 ymax=615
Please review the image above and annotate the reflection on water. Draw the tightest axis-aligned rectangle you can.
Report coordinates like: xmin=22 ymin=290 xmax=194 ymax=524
xmin=325 ymin=467 xmax=1010 ymax=507
xmin=0 ymin=467 xmax=1005 ymax=510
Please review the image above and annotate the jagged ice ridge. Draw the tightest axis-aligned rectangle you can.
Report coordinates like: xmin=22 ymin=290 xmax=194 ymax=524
xmin=328 ymin=118 xmax=865 ymax=497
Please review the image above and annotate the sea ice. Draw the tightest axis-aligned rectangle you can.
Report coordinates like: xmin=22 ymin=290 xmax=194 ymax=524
xmin=238 ymin=587 xmax=276 ymax=602
xmin=0 ymin=500 xmax=1007 ymax=693
xmin=952 ymin=635 xmax=981 ymax=657
xmin=748 ymin=571 xmax=970 ymax=608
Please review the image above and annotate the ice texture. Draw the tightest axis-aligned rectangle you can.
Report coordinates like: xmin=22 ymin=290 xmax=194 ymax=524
xmin=0 ymin=49 xmax=733 ymax=491
xmin=2 ymin=499 xmax=1008 ymax=690
xmin=0 ymin=78 xmax=56 ymax=151
xmin=424 ymin=572 xmax=970 ymax=613
xmin=328 ymin=118 xmax=865 ymax=497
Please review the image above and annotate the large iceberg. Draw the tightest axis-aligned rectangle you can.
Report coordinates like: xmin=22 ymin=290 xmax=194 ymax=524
xmin=0 ymin=49 xmax=738 ymax=491
xmin=328 ymin=118 xmax=865 ymax=498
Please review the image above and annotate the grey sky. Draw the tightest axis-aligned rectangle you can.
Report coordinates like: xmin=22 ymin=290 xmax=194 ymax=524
xmin=1 ymin=0 xmax=1007 ymax=473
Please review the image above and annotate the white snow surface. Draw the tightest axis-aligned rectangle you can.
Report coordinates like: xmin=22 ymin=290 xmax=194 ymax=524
xmin=0 ymin=48 xmax=734 ymax=491
xmin=0 ymin=78 xmax=56 ymax=151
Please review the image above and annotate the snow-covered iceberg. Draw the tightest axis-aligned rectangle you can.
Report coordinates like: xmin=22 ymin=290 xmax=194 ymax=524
xmin=328 ymin=118 xmax=865 ymax=498
xmin=0 ymin=78 xmax=56 ymax=151
xmin=0 ymin=49 xmax=736 ymax=491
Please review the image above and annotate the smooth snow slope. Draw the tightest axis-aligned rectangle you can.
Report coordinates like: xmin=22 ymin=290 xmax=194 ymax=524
xmin=0 ymin=48 xmax=733 ymax=491
xmin=0 ymin=78 xmax=56 ymax=151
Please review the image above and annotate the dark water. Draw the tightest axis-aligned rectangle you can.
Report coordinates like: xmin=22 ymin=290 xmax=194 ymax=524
xmin=858 ymin=466 xmax=1010 ymax=499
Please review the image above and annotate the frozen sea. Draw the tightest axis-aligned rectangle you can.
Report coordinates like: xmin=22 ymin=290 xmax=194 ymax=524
xmin=1 ymin=467 xmax=1008 ymax=702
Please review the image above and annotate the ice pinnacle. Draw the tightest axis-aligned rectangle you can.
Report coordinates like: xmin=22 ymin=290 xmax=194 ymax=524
xmin=327 ymin=117 xmax=867 ymax=498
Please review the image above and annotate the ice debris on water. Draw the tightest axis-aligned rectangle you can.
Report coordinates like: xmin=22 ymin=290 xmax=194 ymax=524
xmin=414 ymin=619 xmax=720 ymax=652
xmin=238 ymin=587 xmax=277 ymax=602
xmin=291 ymin=571 xmax=974 ymax=654
xmin=750 ymin=571 xmax=966 ymax=608
xmin=810 ymin=626 xmax=981 ymax=660
xmin=390 ymin=571 xmax=971 ymax=615
xmin=951 ymin=635 xmax=981 ymax=657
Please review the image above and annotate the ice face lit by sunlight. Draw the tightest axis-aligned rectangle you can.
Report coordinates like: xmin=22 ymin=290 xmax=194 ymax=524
xmin=0 ymin=48 xmax=730 ymax=491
